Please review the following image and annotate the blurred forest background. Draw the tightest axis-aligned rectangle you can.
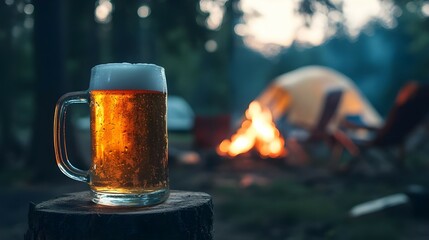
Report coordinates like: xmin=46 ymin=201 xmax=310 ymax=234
xmin=1 ymin=0 xmax=429 ymax=190
xmin=2 ymin=0 xmax=429 ymax=239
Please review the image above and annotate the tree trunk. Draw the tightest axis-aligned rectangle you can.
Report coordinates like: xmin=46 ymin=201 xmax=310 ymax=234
xmin=31 ymin=0 xmax=67 ymax=181
xmin=111 ymin=1 xmax=142 ymax=62
xmin=0 ymin=3 xmax=13 ymax=167
xmin=25 ymin=190 xmax=214 ymax=240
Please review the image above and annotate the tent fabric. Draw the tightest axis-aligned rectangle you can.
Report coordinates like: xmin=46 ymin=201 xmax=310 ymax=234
xmin=258 ymin=66 xmax=382 ymax=131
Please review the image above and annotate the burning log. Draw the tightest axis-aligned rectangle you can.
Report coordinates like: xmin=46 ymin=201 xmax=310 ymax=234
xmin=217 ymin=101 xmax=287 ymax=159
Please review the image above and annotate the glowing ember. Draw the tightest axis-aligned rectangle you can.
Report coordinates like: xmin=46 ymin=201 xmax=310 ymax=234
xmin=217 ymin=101 xmax=287 ymax=158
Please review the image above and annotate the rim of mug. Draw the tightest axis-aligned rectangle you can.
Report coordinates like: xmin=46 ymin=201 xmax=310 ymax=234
xmin=91 ymin=63 xmax=164 ymax=72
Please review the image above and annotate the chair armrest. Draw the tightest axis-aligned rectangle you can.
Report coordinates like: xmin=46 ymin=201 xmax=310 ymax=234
xmin=341 ymin=115 xmax=380 ymax=131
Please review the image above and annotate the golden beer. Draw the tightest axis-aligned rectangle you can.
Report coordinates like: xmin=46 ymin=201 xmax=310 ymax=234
xmin=89 ymin=89 xmax=168 ymax=194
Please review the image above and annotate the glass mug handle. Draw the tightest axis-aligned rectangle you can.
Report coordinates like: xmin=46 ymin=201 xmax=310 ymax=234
xmin=53 ymin=91 xmax=89 ymax=182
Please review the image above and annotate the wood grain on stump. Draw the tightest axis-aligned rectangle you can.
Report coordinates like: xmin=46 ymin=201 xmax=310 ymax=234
xmin=25 ymin=190 xmax=213 ymax=240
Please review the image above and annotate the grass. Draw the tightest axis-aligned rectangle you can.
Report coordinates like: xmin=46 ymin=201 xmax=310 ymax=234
xmin=213 ymin=173 xmax=426 ymax=239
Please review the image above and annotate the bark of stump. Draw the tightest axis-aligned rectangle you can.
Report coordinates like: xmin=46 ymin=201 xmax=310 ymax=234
xmin=25 ymin=190 xmax=213 ymax=240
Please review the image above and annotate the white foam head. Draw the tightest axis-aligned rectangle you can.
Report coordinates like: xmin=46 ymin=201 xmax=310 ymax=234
xmin=89 ymin=63 xmax=167 ymax=92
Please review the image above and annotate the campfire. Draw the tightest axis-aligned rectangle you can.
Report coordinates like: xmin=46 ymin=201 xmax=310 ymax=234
xmin=217 ymin=101 xmax=287 ymax=158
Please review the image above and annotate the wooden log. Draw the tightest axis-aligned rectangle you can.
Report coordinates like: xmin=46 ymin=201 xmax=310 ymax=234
xmin=25 ymin=191 xmax=213 ymax=240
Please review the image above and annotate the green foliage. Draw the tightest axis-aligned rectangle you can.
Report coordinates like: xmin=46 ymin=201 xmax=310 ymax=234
xmin=298 ymin=0 xmax=339 ymax=26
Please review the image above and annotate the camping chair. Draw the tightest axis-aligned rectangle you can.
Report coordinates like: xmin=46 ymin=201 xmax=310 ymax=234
xmin=286 ymin=89 xmax=343 ymax=164
xmin=334 ymin=82 xmax=429 ymax=171
xmin=288 ymin=88 xmax=343 ymax=141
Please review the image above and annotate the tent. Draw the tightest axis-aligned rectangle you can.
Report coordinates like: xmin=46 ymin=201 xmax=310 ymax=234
xmin=167 ymin=95 xmax=195 ymax=132
xmin=257 ymin=66 xmax=382 ymax=131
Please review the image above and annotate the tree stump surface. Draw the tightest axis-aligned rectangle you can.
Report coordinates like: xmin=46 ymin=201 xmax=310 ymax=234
xmin=25 ymin=190 xmax=213 ymax=240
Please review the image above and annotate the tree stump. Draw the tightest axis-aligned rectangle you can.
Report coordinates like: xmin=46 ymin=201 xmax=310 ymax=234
xmin=25 ymin=191 xmax=213 ymax=240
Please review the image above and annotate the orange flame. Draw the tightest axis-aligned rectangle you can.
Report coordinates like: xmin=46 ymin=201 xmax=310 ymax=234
xmin=217 ymin=101 xmax=287 ymax=158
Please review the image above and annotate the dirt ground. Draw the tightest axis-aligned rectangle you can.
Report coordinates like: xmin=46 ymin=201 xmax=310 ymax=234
xmin=2 ymin=155 xmax=429 ymax=240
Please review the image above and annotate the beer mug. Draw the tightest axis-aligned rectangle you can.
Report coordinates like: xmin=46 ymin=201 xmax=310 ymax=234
xmin=54 ymin=63 xmax=169 ymax=206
